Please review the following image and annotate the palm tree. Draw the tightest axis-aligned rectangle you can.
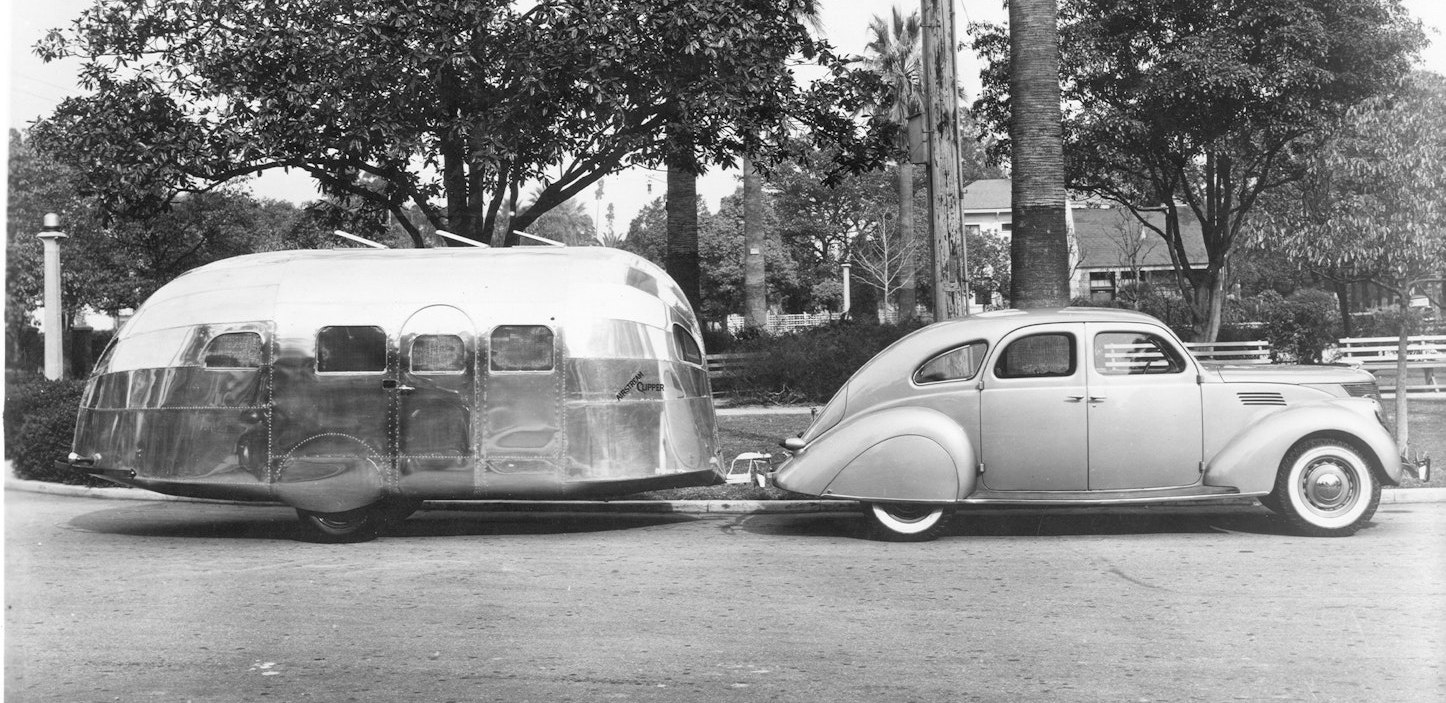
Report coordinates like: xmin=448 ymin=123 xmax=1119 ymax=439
xmin=863 ymin=6 xmax=923 ymax=322
xmin=1008 ymin=0 xmax=1070 ymax=308
xmin=739 ymin=2 xmax=824 ymax=329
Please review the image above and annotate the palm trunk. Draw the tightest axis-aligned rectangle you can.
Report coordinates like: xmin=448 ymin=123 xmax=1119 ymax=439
xmin=1007 ymin=0 xmax=1070 ymax=309
xmin=743 ymin=155 xmax=767 ymax=330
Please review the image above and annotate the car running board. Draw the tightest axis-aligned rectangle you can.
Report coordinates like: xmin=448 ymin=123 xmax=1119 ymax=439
xmin=964 ymin=485 xmax=1244 ymax=506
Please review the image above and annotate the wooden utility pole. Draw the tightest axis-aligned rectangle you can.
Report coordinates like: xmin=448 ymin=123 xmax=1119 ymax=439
xmin=920 ymin=0 xmax=969 ymax=320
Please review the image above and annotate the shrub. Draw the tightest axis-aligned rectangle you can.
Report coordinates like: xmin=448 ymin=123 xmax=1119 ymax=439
xmin=1231 ymin=289 xmax=1341 ymax=363
xmin=730 ymin=319 xmax=925 ymax=403
xmin=3 ymin=373 xmax=101 ymax=486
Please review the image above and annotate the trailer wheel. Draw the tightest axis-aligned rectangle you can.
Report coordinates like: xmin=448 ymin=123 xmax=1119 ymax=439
xmin=296 ymin=507 xmax=381 ymax=543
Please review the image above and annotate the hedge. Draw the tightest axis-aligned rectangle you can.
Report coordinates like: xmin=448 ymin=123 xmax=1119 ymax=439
xmin=3 ymin=372 xmax=103 ymax=486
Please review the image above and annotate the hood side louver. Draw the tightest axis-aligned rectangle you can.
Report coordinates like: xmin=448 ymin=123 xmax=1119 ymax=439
xmin=1237 ymin=391 xmax=1287 ymax=406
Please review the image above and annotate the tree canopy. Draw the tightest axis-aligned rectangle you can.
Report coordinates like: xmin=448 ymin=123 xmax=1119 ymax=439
xmin=33 ymin=0 xmax=890 ymax=246
xmin=972 ymin=0 xmax=1425 ymax=338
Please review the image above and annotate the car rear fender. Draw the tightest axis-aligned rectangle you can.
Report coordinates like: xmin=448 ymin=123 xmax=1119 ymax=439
xmin=774 ymin=406 xmax=975 ymax=502
xmin=1205 ymin=400 xmax=1401 ymax=493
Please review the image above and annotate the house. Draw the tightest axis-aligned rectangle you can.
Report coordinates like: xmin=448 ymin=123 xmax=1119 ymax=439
xmin=959 ymin=178 xmax=1208 ymax=302
xmin=1069 ymin=206 xmax=1207 ymax=302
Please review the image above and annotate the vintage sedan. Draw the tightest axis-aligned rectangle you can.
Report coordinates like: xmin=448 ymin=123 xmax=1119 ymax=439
xmin=772 ymin=308 xmax=1420 ymax=541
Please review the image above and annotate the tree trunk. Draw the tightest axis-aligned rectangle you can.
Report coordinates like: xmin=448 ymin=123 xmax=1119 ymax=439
xmin=1394 ymin=294 xmax=1410 ymax=454
xmin=666 ymin=155 xmax=702 ymax=315
xmin=1335 ymin=279 xmax=1354 ymax=338
xmin=1007 ymin=0 xmax=1071 ymax=309
xmin=896 ymin=161 xmax=917 ymax=322
xmin=742 ymin=154 xmax=767 ymax=330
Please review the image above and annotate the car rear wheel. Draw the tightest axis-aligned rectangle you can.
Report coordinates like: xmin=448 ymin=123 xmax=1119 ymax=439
xmin=864 ymin=503 xmax=952 ymax=542
xmin=296 ymin=507 xmax=382 ymax=543
xmin=1270 ymin=439 xmax=1380 ymax=537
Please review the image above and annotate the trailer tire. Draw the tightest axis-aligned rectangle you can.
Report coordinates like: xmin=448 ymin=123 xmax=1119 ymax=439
xmin=296 ymin=507 xmax=381 ymax=543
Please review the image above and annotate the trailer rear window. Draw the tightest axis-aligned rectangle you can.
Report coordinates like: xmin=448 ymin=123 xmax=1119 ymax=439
xmin=204 ymin=332 xmax=264 ymax=368
xmin=673 ymin=325 xmax=702 ymax=366
xmin=490 ymin=326 xmax=554 ymax=371
xmin=317 ymin=326 xmax=387 ymax=373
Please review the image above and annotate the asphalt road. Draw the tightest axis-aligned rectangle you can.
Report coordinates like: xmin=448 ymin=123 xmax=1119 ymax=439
xmin=6 ymin=491 xmax=1444 ymax=702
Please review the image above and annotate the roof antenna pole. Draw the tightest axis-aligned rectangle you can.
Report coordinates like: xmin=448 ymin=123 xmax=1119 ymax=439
xmin=514 ymin=230 xmax=566 ymax=247
xmin=332 ymin=230 xmax=389 ymax=249
xmin=435 ymin=230 xmax=490 ymax=248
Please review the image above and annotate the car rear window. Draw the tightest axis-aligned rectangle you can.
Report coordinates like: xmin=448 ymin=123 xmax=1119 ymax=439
xmin=915 ymin=341 xmax=988 ymax=384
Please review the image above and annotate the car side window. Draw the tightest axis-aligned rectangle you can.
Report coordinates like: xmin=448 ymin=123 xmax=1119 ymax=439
xmin=914 ymin=341 xmax=988 ymax=384
xmin=994 ymin=333 xmax=1076 ymax=379
xmin=1093 ymin=332 xmax=1186 ymax=375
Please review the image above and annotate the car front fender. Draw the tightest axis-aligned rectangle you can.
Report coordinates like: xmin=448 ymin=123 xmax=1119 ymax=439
xmin=1205 ymin=399 xmax=1401 ymax=494
xmin=773 ymin=405 xmax=976 ymax=502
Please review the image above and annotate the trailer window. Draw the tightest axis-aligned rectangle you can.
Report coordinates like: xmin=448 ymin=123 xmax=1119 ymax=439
xmin=411 ymin=334 xmax=466 ymax=374
xmin=673 ymin=325 xmax=702 ymax=366
xmin=490 ymin=326 xmax=554 ymax=371
xmin=204 ymin=332 xmax=264 ymax=368
xmin=317 ymin=326 xmax=387 ymax=373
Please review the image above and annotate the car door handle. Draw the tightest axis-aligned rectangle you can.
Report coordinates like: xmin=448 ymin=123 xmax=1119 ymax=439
xmin=1089 ymin=396 xmax=1107 ymax=403
xmin=382 ymin=379 xmax=415 ymax=393
xmin=1065 ymin=395 xmax=1084 ymax=403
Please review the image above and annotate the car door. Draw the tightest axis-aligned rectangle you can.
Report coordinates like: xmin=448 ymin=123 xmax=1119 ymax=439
xmin=979 ymin=323 xmax=1088 ymax=491
xmin=1084 ymin=323 xmax=1203 ymax=490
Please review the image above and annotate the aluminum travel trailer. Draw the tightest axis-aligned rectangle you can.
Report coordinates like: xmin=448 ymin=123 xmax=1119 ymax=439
xmin=62 ymin=247 xmax=723 ymax=540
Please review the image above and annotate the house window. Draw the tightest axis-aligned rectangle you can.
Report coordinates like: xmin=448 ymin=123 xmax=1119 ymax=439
xmin=1089 ymin=271 xmax=1116 ymax=301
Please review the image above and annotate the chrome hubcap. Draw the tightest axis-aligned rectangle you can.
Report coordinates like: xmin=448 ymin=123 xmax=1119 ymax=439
xmin=1301 ymin=458 xmax=1357 ymax=514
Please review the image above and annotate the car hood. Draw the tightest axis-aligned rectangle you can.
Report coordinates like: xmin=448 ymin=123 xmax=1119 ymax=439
xmin=1204 ymin=363 xmax=1375 ymax=385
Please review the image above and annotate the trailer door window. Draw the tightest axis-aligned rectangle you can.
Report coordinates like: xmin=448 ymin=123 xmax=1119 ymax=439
xmin=317 ymin=326 xmax=387 ymax=373
xmin=410 ymin=334 xmax=466 ymax=374
xmin=204 ymin=332 xmax=264 ymax=368
xmin=490 ymin=326 xmax=554 ymax=371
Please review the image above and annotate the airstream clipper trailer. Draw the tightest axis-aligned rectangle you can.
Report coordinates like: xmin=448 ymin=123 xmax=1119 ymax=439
xmin=63 ymin=247 xmax=723 ymax=540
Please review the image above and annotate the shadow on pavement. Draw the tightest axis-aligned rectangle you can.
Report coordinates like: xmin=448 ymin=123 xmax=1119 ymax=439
xmin=66 ymin=503 xmax=698 ymax=541
xmin=741 ymin=505 xmax=1351 ymax=539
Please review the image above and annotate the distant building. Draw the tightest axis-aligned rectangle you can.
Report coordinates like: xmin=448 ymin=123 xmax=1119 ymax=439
xmin=959 ymin=178 xmax=1207 ymax=302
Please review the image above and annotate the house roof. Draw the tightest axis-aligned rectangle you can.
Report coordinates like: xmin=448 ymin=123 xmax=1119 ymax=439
xmin=960 ymin=179 xmax=1011 ymax=211
xmin=1072 ymin=207 xmax=1208 ymax=270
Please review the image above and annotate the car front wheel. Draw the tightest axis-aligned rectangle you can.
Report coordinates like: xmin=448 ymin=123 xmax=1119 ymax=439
xmin=1270 ymin=439 xmax=1380 ymax=537
xmin=864 ymin=502 xmax=952 ymax=542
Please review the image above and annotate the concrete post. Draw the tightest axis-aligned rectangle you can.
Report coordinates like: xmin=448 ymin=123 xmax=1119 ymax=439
xmin=841 ymin=262 xmax=852 ymax=318
xmin=38 ymin=213 xmax=69 ymax=380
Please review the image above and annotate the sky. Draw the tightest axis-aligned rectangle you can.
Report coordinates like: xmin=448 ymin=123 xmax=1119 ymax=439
xmin=6 ymin=0 xmax=1446 ymax=236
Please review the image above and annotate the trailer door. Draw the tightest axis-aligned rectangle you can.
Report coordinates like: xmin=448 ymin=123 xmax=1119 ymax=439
xmin=396 ymin=306 xmax=477 ymax=486
xmin=482 ymin=324 xmax=564 ymax=474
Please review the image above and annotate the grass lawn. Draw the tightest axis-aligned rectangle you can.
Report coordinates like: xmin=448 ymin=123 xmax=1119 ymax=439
xmin=639 ymin=397 xmax=1446 ymax=500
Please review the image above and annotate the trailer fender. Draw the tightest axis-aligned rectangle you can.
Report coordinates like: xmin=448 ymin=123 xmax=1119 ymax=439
xmin=273 ymin=434 xmax=388 ymax=513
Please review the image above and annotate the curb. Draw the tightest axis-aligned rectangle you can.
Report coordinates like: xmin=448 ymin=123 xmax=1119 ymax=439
xmin=9 ymin=475 xmax=1444 ymax=512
